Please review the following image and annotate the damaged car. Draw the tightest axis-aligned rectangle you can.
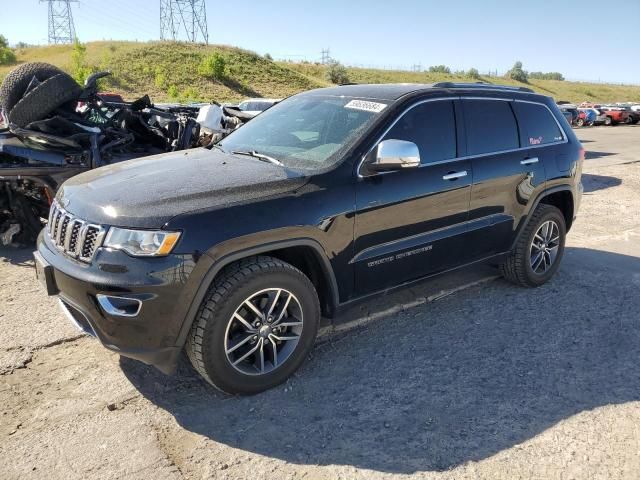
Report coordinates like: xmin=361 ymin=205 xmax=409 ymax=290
xmin=0 ymin=62 xmax=251 ymax=246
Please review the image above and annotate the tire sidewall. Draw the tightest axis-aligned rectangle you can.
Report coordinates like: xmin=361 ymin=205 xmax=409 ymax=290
xmin=523 ymin=208 xmax=566 ymax=286
xmin=201 ymin=268 xmax=320 ymax=395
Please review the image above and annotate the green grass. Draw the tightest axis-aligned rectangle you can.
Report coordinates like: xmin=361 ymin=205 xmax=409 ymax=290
xmin=1 ymin=41 xmax=639 ymax=104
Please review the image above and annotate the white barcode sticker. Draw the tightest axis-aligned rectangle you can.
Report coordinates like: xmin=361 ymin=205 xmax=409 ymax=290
xmin=344 ymin=100 xmax=387 ymax=113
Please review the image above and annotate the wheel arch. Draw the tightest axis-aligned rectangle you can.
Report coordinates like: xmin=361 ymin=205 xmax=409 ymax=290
xmin=511 ymin=185 xmax=574 ymax=250
xmin=175 ymin=238 xmax=340 ymax=350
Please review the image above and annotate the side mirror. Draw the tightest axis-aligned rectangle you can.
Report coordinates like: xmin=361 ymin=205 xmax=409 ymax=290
xmin=368 ymin=139 xmax=420 ymax=172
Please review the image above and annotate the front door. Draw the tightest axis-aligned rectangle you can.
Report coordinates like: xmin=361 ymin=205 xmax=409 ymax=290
xmin=353 ymin=98 xmax=472 ymax=294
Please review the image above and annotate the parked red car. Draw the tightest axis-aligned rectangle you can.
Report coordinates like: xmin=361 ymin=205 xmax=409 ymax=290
xmin=599 ymin=107 xmax=630 ymax=125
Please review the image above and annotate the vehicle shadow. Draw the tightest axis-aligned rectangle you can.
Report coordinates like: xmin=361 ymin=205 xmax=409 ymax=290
xmin=581 ymin=173 xmax=622 ymax=193
xmin=0 ymin=247 xmax=35 ymax=267
xmin=585 ymin=150 xmax=616 ymax=160
xmin=121 ymin=247 xmax=640 ymax=474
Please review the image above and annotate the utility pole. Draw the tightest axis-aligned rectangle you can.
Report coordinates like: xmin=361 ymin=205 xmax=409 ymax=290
xmin=321 ymin=48 xmax=331 ymax=64
xmin=160 ymin=0 xmax=209 ymax=44
xmin=411 ymin=64 xmax=422 ymax=72
xmin=41 ymin=0 xmax=78 ymax=44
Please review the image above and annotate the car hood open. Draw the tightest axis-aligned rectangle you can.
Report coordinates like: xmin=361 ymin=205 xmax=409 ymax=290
xmin=56 ymin=148 xmax=309 ymax=228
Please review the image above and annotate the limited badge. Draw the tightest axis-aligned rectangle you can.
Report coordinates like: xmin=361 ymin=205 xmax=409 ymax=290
xmin=345 ymin=100 xmax=387 ymax=113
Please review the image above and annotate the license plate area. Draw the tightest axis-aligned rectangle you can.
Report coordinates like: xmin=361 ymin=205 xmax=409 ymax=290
xmin=34 ymin=251 xmax=59 ymax=296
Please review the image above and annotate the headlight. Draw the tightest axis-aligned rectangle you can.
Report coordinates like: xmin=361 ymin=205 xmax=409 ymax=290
xmin=103 ymin=228 xmax=181 ymax=257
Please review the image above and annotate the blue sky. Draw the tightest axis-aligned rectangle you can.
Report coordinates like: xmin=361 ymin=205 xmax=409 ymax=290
xmin=1 ymin=0 xmax=639 ymax=84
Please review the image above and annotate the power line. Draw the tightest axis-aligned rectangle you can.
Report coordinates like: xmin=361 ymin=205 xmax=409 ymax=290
xmin=160 ymin=0 xmax=209 ymax=44
xmin=41 ymin=0 xmax=78 ymax=44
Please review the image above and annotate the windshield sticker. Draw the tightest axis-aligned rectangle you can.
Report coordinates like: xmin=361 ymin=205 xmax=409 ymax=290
xmin=345 ymin=100 xmax=387 ymax=113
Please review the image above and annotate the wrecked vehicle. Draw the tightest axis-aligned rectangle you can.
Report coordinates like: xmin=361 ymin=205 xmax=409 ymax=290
xmin=0 ymin=62 xmax=249 ymax=246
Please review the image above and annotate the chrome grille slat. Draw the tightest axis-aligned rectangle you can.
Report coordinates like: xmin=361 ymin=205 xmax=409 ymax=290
xmin=46 ymin=200 xmax=105 ymax=263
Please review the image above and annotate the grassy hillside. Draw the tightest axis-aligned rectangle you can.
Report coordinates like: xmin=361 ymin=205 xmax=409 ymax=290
xmin=1 ymin=41 xmax=639 ymax=104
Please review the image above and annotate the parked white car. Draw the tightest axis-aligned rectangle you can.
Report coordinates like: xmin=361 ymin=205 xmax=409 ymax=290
xmin=237 ymin=98 xmax=282 ymax=117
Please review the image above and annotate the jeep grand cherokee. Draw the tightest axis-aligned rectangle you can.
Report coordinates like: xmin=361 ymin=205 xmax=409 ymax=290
xmin=35 ymin=83 xmax=584 ymax=394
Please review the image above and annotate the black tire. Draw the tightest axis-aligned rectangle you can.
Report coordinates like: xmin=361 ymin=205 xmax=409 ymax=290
xmin=576 ymin=118 xmax=585 ymax=127
xmin=7 ymin=73 xmax=82 ymax=128
xmin=186 ymin=256 xmax=320 ymax=395
xmin=500 ymin=204 xmax=566 ymax=288
xmin=604 ymin=116 xmax=613 ymax=126
xmin=0 ymin=62 xmax=64 ymax=114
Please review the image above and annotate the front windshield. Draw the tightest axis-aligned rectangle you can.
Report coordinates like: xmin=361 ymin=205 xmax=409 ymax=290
xmin=219 ymin=95 xmax=387 ymax=171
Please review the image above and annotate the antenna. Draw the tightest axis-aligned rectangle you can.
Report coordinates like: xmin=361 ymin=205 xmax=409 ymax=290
xmin=321 ymin=48 xmax=331 ymax=64
xmin=41 ymin=0 xmax=78 ymax=44
xmin=160 ymin=0 xmax=209 ymax=44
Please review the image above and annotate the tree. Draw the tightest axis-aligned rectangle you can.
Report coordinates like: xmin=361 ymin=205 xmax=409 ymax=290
xmin=264 ymin=53 xmax=273 ymax=61
xmin=507 ymin=61 xmax=528 ymax=83
xmin=428 ymin=65 xmax=451 ymax=74
xmin=325 ymin=60 xmax=349 ymax=84
xmin=466 ymin=68 xmax=481 ymax=80
xmin=529 ymin=71 xmax=565 ymax=81
xmin=0 ymin=35 xmax=17 ymax=66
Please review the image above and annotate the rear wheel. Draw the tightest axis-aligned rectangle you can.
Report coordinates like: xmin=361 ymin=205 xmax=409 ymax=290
xmin=604 ymin=116 xmax=613 ymax=126
xmin=576 ymin=118 xmax=585 ymax=127
xmin=186 ymin=256 xmax=320 ymax=395
xmin=500 ymin=204 xmax=566 ymax=287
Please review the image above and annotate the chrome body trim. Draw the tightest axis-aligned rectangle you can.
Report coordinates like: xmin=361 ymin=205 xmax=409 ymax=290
xmin=96 ymin=294 xmax=143 ymax=318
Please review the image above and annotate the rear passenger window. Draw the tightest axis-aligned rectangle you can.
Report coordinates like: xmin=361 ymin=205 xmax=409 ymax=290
xmin=513 ymin=102 xmax=565 ymax=146
xmin=383 ymin=100 xmax=456 ymax=164
xmin=463 ymin=100 xmax=519 ymax=155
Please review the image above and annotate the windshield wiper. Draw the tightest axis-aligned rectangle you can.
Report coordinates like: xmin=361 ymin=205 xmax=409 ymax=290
xmin=232 ymin=150 xmax=283 ymax=166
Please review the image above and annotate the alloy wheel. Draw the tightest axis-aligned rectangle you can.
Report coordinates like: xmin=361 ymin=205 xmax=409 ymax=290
xmin=224 ymin=288 xmax=303 ymax=376
xmin=529 ymin=220 xmax=560 ymax=275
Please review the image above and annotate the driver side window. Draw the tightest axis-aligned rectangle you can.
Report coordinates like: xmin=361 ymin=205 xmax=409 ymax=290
xmin=383 ymin=100 xmax=457 ymax=164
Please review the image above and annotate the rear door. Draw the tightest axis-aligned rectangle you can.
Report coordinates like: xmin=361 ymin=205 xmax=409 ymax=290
xmin=462 ymin=98 xmax=547 ymax=260
xmin=353 ymin=98 xmax=472 ymax=294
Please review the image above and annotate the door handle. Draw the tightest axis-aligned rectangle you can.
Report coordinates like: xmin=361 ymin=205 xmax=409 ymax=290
xmin=442 ymin=171 xmax=467 ymax=180
xmin=520 ymin=157 xmax=539 ymax=165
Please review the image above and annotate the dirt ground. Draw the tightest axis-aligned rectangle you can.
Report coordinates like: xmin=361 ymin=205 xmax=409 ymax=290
xmin=1 ymin=125 xmax=639 ymax=480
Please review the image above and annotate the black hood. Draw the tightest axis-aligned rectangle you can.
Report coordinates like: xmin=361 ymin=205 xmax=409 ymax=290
xmin=57 ymin=148 xmax=308 ymax=228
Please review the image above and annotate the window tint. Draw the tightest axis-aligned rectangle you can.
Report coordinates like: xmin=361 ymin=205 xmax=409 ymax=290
xmin=514 ymin=102 xmax=565 ymax=146
xmin=383 ymin=100 xmax=456 ymax=164
xmin=463 ymin=99 xmax=519 ymax=155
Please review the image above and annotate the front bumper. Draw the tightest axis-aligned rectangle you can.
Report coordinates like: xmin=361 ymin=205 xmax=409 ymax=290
xmin=37 ymin=230 xmax=199 ymax=374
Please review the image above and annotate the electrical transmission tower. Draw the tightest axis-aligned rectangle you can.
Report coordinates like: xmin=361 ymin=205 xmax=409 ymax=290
xmin=41 ymin=0 xmax=78 ymax=44
xmin=321 ymin=48 xmax=331 ymax=64
xmin=160 ymin=0 xmax=209 ymax=44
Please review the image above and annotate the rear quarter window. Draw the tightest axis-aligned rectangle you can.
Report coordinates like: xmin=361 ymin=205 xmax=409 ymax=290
xmin=514 ymin=102 xmax=565 ymax=146
xmin=463 ymin=99 xmax=519 ymax=155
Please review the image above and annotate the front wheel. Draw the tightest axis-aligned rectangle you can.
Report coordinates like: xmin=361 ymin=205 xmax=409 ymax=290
xmin=576 ymin=118 xmax=585 ymax=127
xmin=186 ymin=256 xmax=320 ymax=395
xmin=604 ymin=116 xmax=613 ymax=126
xmin=500 ymin=204 xmax=566 ymax=287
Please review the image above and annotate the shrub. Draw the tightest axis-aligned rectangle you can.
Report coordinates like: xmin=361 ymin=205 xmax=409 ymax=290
xmin=70 ymin=38 xmax=92 ymax=83
xmin=466 ymin=68 xmax=481 ymax=80
xmin=154 ymin=68 xmax=167 ymax=89
xmin=167 ymin=85 xmax=179 ymax=99
xmin=507 ymin=61 xmax=528 ymax=83
xmin=428 ymin=65 xmax=451 ymax=74
xmin=197 ymin=53 xmax=226 ymax=80
xmin=325 ymin=60 xmax=349 ymax=84
xmin=0 ymin=35 xmax=16 ymax=66
xmin=264 ymin=53 xmax=273 ymax=61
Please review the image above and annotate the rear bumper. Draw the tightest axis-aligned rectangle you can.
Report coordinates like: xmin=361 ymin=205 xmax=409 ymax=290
xmin=37 ymin=230 xmax=199 ymax=374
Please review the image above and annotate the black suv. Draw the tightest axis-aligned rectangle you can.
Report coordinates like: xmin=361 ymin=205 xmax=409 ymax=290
xmin=35 ymin=83 xmax=584 ymax=394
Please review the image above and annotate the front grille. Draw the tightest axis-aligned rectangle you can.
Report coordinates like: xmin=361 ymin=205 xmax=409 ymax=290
xmin=47 ymin=200 xmax=106 ymax=263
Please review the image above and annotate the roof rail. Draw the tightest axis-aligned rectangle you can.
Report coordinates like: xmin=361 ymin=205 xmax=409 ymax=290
xmin=432 ymin=82 xmax=535 ymax=93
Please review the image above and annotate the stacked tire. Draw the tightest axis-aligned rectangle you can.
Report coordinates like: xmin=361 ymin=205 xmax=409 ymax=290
xmin=0 ymin=62 xmax=82 ymax=128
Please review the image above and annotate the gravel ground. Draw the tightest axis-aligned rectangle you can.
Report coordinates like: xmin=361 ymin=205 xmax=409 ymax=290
xmin=1 ymin=125 xmax=639 ymax=480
